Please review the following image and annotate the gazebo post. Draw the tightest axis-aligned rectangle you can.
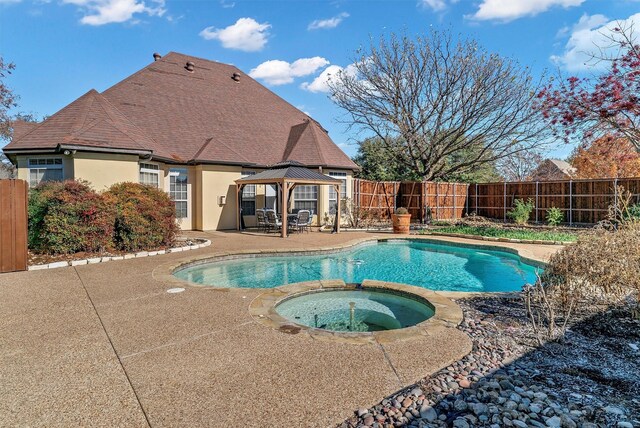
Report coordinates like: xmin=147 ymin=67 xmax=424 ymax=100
xmin=236 ymin=184 xmax=242 ymax=231
xmin=281 ymin=179 xmax=288 ymax=238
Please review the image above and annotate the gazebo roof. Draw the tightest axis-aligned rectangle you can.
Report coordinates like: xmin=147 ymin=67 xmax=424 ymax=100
xmin=235 ymin=162 xmax=341 ymax=185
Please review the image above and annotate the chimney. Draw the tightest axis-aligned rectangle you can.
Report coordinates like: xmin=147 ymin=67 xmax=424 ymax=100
xmin=185 ymin=61 xmax=195 ymax=72
xmin=232 ymin=72 xmax=241 ymax=82
xmin=153 ymin=52 xmax=162 ymax=61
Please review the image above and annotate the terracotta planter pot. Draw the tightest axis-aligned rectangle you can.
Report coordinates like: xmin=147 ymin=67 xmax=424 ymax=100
xmin=392 ymin=214 xmax=411 ymax=234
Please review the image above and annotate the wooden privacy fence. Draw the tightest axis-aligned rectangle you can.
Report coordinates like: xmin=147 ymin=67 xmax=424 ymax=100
xmin=468 ymin=178 xmax=640 ymax=225
xmin=353 ymin=177 xmax=640 ymax=225
xmin=353 ymin=179 xmax=469 ymax=222
xmin=0 ymin=179 xmax=28 ymax=273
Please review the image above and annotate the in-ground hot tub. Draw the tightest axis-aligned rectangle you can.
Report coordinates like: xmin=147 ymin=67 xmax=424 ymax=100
xmin=274 ymin=288 xmax=435 ymax=332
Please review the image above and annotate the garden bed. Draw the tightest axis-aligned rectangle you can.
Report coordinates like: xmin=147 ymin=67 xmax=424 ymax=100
xmin=27 ymin=237 xmax=211 ymax=270
xmin=341 ymin=296 xmax=639 ymax=428
xmin=421 ymin=224 xmax=579 ymax=243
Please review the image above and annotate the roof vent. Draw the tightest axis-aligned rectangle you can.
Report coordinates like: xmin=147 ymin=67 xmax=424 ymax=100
xmin=185 ymin=61 xmax=195 ymax=72
xmin=232 ymin=72 xmax=241 ymax=82
xmin=153 ymin=52 xmax=162 ymax=61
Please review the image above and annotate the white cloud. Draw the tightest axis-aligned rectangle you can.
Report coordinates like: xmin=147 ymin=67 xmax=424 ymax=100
xmin=249 ymin=57 xmax=329 ymax=85
xmin=62 ymin=0 xmax=165 ymax=25
xmin=308 ymin=12 xmax=349 ymax=30
xmin=219 ymin=0 xmax=234 ymax=8
xmin=469 ymin=0 xmax=584 ymax=22
xmin=551 ymin=13 xmax=640 ymax=72
xmin=421 ymin=0 xmax=447 ymax=12
xmin=200 ymin=18 xmax=270 ymax=52
xmin=0 ymin=0 xmax=22 ymax=4
xmin=301 ymin=63 xmax=358 ymax=93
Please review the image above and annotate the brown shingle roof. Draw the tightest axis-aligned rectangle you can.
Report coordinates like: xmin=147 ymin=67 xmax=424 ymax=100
xmin=4 ymin=52 xmax=357 ymax=169
xmin=11 ymin=120 xmax=39 ymax=140
xmin=4 ymin=90 xmax=155 ymax=154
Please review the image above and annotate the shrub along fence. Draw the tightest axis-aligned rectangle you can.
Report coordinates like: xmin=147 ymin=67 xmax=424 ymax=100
xmin=353 ymin=177 xmax=640 ymax=225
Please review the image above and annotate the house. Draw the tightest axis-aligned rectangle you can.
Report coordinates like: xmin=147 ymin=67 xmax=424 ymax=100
xmin=3 ymin=52 xmax=358 ymax=230
xmin=528 ymin=159 xmax=576 ymax=181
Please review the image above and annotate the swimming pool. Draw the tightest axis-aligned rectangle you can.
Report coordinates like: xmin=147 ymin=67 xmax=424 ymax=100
xmin=173 ymin=239 xmax=541 ymax=292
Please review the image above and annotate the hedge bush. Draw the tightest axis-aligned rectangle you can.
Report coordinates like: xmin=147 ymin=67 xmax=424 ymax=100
xmin=28 ymin=180 xmax=115 ymax=254
xmin=105 ymin=182 xmax=178 ymax=251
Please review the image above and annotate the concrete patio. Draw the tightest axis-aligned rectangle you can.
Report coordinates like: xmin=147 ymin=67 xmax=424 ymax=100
xmin=0 ymin=231 xmax=559 ymax=427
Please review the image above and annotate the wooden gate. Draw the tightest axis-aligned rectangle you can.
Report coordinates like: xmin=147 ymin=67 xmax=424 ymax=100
xmin=0 ymin=179 xmax=28 ymax=273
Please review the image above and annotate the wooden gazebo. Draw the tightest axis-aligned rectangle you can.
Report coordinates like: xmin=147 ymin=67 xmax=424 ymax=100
xmin=234 ymin=161 xmax=342 ymax=238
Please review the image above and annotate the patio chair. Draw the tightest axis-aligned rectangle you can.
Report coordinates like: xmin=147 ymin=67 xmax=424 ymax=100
xmin=256 ymin=209 xmax=268 ymax=232
xmin=295 ymin=210 xmax=312 ymax=233
xmin=264 ymin=210 xmax=282 ymax=233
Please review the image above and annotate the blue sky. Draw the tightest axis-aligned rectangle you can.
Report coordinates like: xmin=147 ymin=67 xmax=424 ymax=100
xmin=1 ymin=0 xmax=639 ymax=159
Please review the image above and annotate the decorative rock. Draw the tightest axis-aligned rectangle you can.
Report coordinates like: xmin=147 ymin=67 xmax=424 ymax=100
xmin=419 ymin=405 xmax=437 ymax=422
xmin=546 ymin=416 xmax=561 ymax=427
xmin=604 ymin=406 xmax=625 ymax=415
xmin=617 ymin=422 xmax=633 ymax=428
xmin=452 ymin=418 xmax=470 ymax=428
xmin=48 ymin=261 xmax=69 ymax=269
xmin=512 ymin=420 xmax=528 ymax=428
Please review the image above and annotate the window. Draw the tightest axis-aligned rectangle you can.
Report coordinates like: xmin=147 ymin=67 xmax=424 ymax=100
xmin=328 ymin=172 xmax=347 ymax=214
xmin=28 ymin=158 xmax=63 ymax=187
xmin=241 ymin=171 xmax=256 ymax=216
xmin=294 ymin=185 xmax=318 ymax=214
xmin=139 ymin=163 xmax=160 ymax=188
xmin=169 ymin=168 xmax=188 ymax=219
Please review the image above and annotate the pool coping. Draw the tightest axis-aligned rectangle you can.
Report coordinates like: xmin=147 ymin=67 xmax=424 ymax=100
xmin=152 ymin=235 xmax=548 ymax=291
xmin=248 ymin=279 xmax=464 ymax=345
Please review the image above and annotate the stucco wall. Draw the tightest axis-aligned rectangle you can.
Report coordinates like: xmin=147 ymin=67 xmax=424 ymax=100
xmin=195 ymin=165 xmax=244 ymax=231
xmin=72 ymin=152 xmax=139 ymax=190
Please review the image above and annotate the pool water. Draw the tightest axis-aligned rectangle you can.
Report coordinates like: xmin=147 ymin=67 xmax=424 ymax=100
xmin=275 ymin=289 xmax=435 ymax=332
xmin=174 ymin=240 xmax=540 ymax=292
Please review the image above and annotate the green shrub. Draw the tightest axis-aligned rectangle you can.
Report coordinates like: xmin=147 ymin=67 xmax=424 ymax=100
xmin=28 ymin=180 xmax=115 ymax=254
xmin=105 ymin=182 xmax=178 ymax=251
xmin=546 ymin=207 xmax=564 ymax=227
xmin=624 ymin=203 xmax=640 ymax=222
xmin=395 ymin=207 xmax=409 ymax=215
xmin=507 ymin=198 xmax=534 ymax=225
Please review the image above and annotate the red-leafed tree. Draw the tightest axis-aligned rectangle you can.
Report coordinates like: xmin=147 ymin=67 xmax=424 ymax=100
xmin=536 ymin=23 xmax=640 ymax=151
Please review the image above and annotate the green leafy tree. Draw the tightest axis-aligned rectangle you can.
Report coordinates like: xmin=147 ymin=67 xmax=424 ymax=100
xmin=352 ymin=137 xmax=420 ymax=181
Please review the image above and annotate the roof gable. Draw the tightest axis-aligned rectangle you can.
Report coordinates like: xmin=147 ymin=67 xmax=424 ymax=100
xmin=4 ymin=90 xmax=154 ymax=153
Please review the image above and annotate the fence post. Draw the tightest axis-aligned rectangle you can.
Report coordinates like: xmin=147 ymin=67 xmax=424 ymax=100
xmin=435 ymin=183 xmax=439 ymax=220
xmin=535 ymin=181 xmax=539 ymax=223
xmin=569 ymin=180 xmax=573 ymax=226
xmin=614 ymin=178 xmax=618 ymax=209
xmin=475 ymin=183 xmax=478 ymax=215
xmin=465 ymin=183 xmax=469 ymax=216
xmin=452 ymin=183 xmax=456 ymax=220
xmin=503 ymin=182 xmax=507 ymax=222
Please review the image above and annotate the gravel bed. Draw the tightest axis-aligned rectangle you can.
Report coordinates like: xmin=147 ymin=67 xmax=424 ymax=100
xmin=339 ymin=297 xmax=639 ymax=428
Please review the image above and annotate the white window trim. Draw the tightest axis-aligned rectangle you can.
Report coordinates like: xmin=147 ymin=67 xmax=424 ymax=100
xmin=294 ymin=185 xmax=318 ymax=214
xmin=139 ymin=162 xmax=160 ymax=188
xmin=27 ymin=157 xmax=63 ymax=187
xmin=328 ymin=171 xmax=348 ymax=213
xmin=168 ymin=168 xmax=189 ymax=220
xmin=241 ymin=171 xmax=256 ymax=216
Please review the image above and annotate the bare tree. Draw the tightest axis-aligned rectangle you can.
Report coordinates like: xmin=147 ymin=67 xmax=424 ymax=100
xmin=329 ymin=29 xmax=551 ymax=181
xmin=496 ymin=150 xmax=545 ymax=181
